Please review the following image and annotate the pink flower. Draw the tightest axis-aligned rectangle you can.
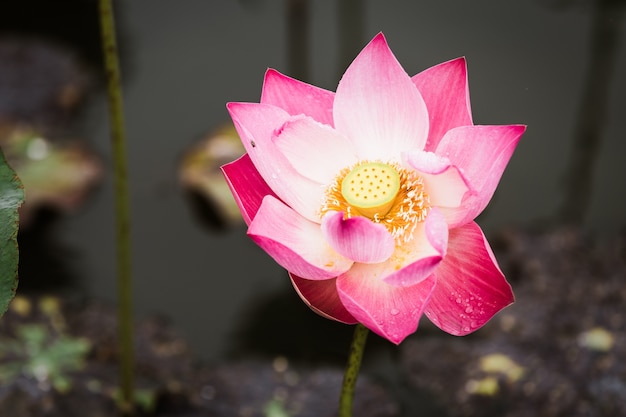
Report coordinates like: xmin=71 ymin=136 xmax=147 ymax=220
xmin=222 ymin=33 xmax=525 ymax=344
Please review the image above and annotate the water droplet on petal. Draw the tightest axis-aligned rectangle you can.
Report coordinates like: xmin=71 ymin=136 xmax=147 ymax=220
xmin=390 ymin=308 xmax=400 ymax=316
xmin=465 ymin=306 xmax=474 ymax=314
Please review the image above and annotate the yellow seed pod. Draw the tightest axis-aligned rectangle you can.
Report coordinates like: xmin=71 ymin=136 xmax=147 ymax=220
xmin=341 ymin=162 xmax=400 ymax=219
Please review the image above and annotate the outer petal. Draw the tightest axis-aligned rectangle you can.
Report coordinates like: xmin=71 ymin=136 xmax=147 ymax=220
xmin=334 ymin=33 xmax=429 ymax=161
xmin=273 ymin=115 xmax=358 ymax=184
xmin=405 ymin=149 xmax=471 ymax=209
xmin=248 ymin=196 xmax=353 ymax=280
xmin=321 ymin=211 xmax=395 ymax=264
xmin=424 ymin=221 xmax=514 ymax=336
xmin=412 ymin=57 xmax=473 ymax=152
xmin=290 ymin=274 xmax=357 ymax=324
xmin=261 ymin=68 xmax=335 ymax=126
xmin=221 ymin=154 xmax=276 ymax=225
xmin=227 ymin=102 xmax=324 ymax=222
xmin=337 ymin=267 xmax=436 ymax=344
xmin=435 ymin=124 xmax=526 ymax=227
xmin=382 ymin=207 xmax=448 ymax=287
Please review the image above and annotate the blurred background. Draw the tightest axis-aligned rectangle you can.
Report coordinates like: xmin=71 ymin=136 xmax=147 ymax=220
xmin=1 ymin=0 xmax=625 ymax=365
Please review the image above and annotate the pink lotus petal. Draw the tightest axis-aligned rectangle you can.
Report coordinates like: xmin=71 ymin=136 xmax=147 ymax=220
xmin=227 ymin=102 xmax=325 ymax=222
xmin=435 ymin=124 xmax=526 ymax=226
xmin=261 ymin=68 xmax=335 ymax=126
xmin=406 ymin=149 xmax=471 ymax=209
xmin=334 ymin=33 xmax=429 ymax=161
xmin=290 ymin=274 xmax=358 ymax=324
xmin=405 ymin=149 xmax=451 ymax=174
xmin=248 ymin=196 xmax=354 ymax=280
xmin=425 ymin=221 xmax=514 ymax=336
xmin=321 ymin=211 xmax=395 ymax=264
xmin=412 ymin=57 xmax=473 ymax=152
xmin=383 ymin=207 xmax=448 ymax=287
xmin=273 ymin=115 xmax=358 ymax=184
xmin=221 ymin=154 xmax=276 ymax=225
xmin=337 ymin=267 xmax=436 ymax=344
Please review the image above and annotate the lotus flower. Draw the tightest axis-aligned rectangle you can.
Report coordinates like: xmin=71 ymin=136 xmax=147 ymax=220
xmin=222 ymin=33 xmax=525 ymax=344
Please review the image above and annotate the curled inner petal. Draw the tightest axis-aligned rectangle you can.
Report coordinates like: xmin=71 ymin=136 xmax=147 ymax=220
xmin=405 ymin=149 xmax=472 ymax=210
xmin=321 ymin=211 xmax=395 ymax=264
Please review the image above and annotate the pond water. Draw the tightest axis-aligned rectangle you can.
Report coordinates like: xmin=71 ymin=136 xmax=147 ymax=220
xmin=11 ymin=1 xmax=626 ymax=361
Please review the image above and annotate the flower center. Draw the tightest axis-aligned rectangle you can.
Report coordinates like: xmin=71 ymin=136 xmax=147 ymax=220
xmin=321 ymin=160 xmax=431 ymax=244
xmin=340 ymin=162 xmax=400 ymax=219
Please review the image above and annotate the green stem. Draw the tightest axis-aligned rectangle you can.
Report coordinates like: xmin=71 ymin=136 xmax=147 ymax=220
xmin=338 ymin=324 xmax=369 ymax=417
xmin=98 ymin=0 xmax=135 ymax=414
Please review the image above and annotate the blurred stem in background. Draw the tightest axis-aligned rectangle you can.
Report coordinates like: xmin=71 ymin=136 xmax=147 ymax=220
xmin=287 ymin=0 xmax=367 ymax=82
xmin=338 ymin=0 xmax=366 ymax=78
xmin=559 ymin=0 xmax=624 ymax=224
xmin=287 ymin=0 xmax=309 ymax=81
xmin=98 ymin=0 xmax=135 ymax=414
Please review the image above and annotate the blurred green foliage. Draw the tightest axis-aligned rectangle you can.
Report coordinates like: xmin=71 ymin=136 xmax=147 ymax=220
xmin=0 ymin=323 xmax=91 ymax=392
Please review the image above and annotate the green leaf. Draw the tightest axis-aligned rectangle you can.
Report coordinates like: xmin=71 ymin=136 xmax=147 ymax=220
xmin=0 ymin=149 xmax=24 ymax=318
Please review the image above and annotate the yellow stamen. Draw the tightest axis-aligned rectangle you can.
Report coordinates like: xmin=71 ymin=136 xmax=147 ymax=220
xmin=321 ymin=160 xmax=431 ymax=244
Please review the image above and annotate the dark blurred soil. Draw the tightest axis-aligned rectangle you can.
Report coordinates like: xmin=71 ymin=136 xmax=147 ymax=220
xmin=0 ymin=295 xmax=398 ymax=417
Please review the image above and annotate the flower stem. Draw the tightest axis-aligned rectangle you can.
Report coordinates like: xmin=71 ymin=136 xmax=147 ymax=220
xmin=98 ymin=0 xmax=135 ymax=414
xmin=338 ymin=324 xmax=369 ymax=417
